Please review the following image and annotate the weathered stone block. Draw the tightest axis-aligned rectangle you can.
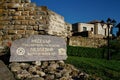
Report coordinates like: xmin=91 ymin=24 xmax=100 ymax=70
xmin=29 ymin=11 xmax=36 ymax=15
xmin=14 ymin=25 xmax=26 ymax=30
xmin=25 ymin=0 xmax=31 ymax=3
xmin=26 ymin=26 xmax=33 ymax=30
xmin=25 ymin=30 xmax=34 ymax=35
xmin=13 ymin=34 xmax=22 ymax=40
xmin=8 ymin=30 xmax=17 ymax=34
xmin=17 ymin=30 xmax=25 ymax=34
xmin=3 ymin=35 xmax=12 ymax=40
xmin=7 ymin=3 xmax=21 ymax=8
xmin=21 ymin=11 xmax=29 ymax=16
xmin=33 ymin=26 xmax=39 ymax=30
xmin=7 ymin=16 xmax=13 ymax=20
xmin=21 ymin=0 xmax=31 ymax=3
xmin=0 ymin=25 xmax=6 ymax=30
xmin=0 ymin=36 xmax=2 ymax=40
xmin=14 ymin=11 xmax=21 ymax=16
xmin=34 ymin=31 xmax=39 ymax=34
xmin=18 ymin=16 xmax=25 ymax=20
xmin=24 ymin=7 xmax=34 ymax=11
xmin=14 ymin=20 xmax=21 ymax=25
xmin=14 ymin=0 xmax=22 ymax=3
xmin=6 ymin=25 xmax=14 ymax=30
xmin=0 ymin=31 xmax=4 ymax=36
xmin=0 ymin=9 xmax=3 ymax=13
xmin=25 ymin=16 xmax=34 ymax=20
xmin=28 ymin=20 xmax=36 ymax=25
xmin=17 ymin=7 xmax=24 ymax=11
xmin=21 ymin=20 xmax=28 ymax=25
xmin=12 ymin=16 xmax=18 ymax=20
xmin=0 ymin=21 xmax=11 ymax=25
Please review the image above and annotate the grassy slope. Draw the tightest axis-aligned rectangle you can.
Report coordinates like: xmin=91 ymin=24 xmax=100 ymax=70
xmin=66 ymin=56 xmax=120 ymax=80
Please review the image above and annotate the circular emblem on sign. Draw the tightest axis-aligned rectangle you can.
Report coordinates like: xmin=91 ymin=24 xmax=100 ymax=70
xmin=16 ymin=47 xmax=25 ymax=55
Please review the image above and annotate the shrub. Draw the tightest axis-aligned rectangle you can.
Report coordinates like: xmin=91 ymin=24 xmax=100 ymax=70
xmin=67 ymin=46 xmax=106 ymax=59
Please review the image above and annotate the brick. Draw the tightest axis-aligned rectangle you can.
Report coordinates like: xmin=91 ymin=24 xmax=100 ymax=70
xmin=14 ymin=11 xmax=21 ymax=16
xmin=0 ymin=31 xmax=4 ymax=36
xmin=34 ymin=31 xmax=39 ymax=35
xmin=12 ymin=16 xmax=18 ymax=20
xmin=8 ymin=30 xmax=17 ymax=34
xmin=14 ymin=25 xmax=26 ymax=30
xmin=0 ymin=9 xmax=3 ymax=13
xmin=0 ymin=21 xmax=11 ymax=25
xmin=33 ymin=26 xmax=39 ymax=30
xmin=3 ymin=35 xmax=12 ymax=40
xmin=21 ymin=20 xmax=28 ymax=25
xmin=8 ymin=9 xmax=16 ymax=12
xmin=14 ymin=0 xmax=22 ymax=3
xmin=7 ymin=3 xmax=21 ymax=8
xmin=10 ymin=21 xmax=15 ymax=25
xmin=24 ymin=3 xmax=35 ymax=7
xmin=24 ymin=7 xmax=34 ymax=11
xmin=13 ymin=34 xmax=22 ymax=40
xmin=29 ymin=3 xmax=36 ymax=7
xmin=18 ymin=16 xmax=25 ymax=20
xmin=26 ymin=26 xmax=33 ymax=30
xmin=6 ymin=25 xmax=14 ymax=30
xmin=25 ymin=0 xmax=31 ymax=3
xmin=17 ymin=7 xmax=24 ymax=11
xmin=21 ymin=0 xmax=31 ymax=3
xmin=8 ymin=16 xmax=13 ymax=20
xmin=0 ymin=26 xmax=6 ymax=30
xmin=28 ymin=20 xmax=36 ymax=25
xmin=29 ymin=11 xmax=36 ymax=15
xmin=14 ymin=20 xmax=21 ymax=25
xmin=21 ymin=11 xmax=29 ymax=16
xmin=25 ymin=16 xmax=34 ymax=20
xmin=25 ymin=30 xmax=35 ymax=35
xmin=0 ymin=36 xmax=2 ymax=40
xmin=17 ymin=30 xmax=25 ymax=34
xmin=0 ymin=17 xmax=2 ymax=20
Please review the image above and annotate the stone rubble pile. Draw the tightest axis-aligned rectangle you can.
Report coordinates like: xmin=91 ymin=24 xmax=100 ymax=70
xmin=9 ymin=61 xmax=91 ymax=80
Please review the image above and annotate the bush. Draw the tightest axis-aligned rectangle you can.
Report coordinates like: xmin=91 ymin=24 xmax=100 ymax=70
xmin=67 ymin=46 xmax=106 ymax=59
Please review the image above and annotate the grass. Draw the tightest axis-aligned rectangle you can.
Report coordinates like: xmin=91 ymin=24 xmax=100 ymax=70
xmin=65 ymin=56 xmax=120 ymax=80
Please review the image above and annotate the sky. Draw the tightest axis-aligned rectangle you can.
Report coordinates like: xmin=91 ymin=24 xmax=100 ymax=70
xmin=31 ymin=0 xmax=120 ymax=34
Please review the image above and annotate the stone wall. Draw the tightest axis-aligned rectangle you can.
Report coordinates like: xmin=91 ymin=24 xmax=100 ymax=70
xmin=0 ymin=0 xmax=71 ymax=55
xmin=69 ymin=36 xmax=107 ymax=48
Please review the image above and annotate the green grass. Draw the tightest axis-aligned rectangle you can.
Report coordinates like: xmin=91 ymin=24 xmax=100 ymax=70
xmin=66 ymin=56 xmax=120 ymax=80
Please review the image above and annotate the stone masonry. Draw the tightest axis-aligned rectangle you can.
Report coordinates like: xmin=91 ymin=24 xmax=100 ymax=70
xmin=0 ymin=0 xmax=72 ymax=55
xmin=69 ymin=36 xmax=107 ymax=48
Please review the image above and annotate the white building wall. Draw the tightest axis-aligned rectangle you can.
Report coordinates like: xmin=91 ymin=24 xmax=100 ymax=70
xmin=96 ymin=23 xmax=112 ymax=37
xmin=78 ymin=23 xmax=94 ymax=34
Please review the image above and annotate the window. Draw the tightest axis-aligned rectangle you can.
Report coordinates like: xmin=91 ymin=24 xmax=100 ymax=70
xmin=91 ymin=28 xmax=93 ymax=31
xmin=83 ymin=27 xmax=87 ymax=31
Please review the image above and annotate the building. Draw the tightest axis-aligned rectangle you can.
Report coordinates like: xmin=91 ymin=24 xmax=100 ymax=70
xmin=72 ymin=20 xmax=113 ymax=38
xmin=116 ymin=23 xmax=120 ymax=37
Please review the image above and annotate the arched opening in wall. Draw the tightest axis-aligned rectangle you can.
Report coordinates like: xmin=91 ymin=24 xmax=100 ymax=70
xmin=91 ymin=28 xmax=94 ymax=34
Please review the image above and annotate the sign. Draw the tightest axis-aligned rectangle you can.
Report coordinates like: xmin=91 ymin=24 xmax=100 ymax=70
xmin=10 ymin=35 xmax=67 ymax=62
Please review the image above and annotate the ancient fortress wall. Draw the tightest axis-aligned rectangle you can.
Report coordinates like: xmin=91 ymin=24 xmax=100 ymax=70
xmin=0 ymin=0 xmax=71 ymax=54
xmin=69 ymin=36 xmax=107 ymax=48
